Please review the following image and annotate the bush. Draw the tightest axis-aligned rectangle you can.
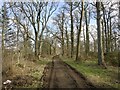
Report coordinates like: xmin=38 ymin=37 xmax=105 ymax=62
xmin=104 ymin=52 xmax=118 ymax=66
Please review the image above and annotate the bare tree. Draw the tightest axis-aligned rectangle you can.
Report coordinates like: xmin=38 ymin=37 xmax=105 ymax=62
xmin=84 ymin=3 xmax=90 ymax=57
xmin=53 ymin=10 xmax=65 ymax=56
xmin=65 ymin=22 xmax=70 ymax=57
xmin=76 ymin=1 xmax=84 ymax=61
xmin=70 ymin=2 xmax=74 ymax=58
xmin=65 ymin=2 xmax=80 ymax=58
xmin=96 ymin=2 xmax=107 ymax=68
xmin=9 ymin=2 xmax=57 ymax=58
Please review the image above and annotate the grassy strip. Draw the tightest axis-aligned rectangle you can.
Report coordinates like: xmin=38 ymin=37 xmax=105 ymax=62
xmin=62 ymin=57 xmax=119 ymax=89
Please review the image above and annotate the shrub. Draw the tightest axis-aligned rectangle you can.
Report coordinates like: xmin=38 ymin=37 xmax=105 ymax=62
xmin=104 ymin=52 xmax=118 ymax=66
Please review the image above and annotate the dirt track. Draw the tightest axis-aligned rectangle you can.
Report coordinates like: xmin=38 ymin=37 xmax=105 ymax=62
xmin=41 ymin=56 xmax=95 ymax=89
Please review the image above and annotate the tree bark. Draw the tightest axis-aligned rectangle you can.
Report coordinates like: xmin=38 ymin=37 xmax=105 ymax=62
xmin=61 ymin=12 xmax=64 ymax=56
xmin=101 ymin=3 xmax=108 ymax=53
xmin=35 ymin=33 xmax=38 ymax=57
xmin=107 ymin=12 xmax=110 ymax=53
xmin=83 ymin=25 xmax=86 ymax=52
xmin=85 ymin=9 xmax=89 ymax=57
xmin=65 ymin=26 xmax=69 ymax=57
xmin=2 ymin=3 xmax=7 ymax=57
xmin=109 ymin=17 xmax=112 ymax=52
xmin=70 ymin=2 xmax=74 ymax=58
xmin=96 ymin=2 xmax=107 ymax=68
xmin=101 ymin=20 xmax=105 ymax=53
xmin=75 ymin=1 xmax=84 ymax=61
xmin=96 ymin=2 xmax=102 ymax=65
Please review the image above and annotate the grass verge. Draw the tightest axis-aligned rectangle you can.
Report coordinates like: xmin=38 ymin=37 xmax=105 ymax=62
xmin=62 ymin=57 xmax=119 ymax=89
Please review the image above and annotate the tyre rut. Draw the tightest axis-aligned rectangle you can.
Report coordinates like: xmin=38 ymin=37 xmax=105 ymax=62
xmin=41 ymin=57 xmax=95 ymax=89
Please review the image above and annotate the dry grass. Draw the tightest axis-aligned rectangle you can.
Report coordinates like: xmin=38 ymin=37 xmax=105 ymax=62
xmin=2 ymin=52 xmax=51 ymax=87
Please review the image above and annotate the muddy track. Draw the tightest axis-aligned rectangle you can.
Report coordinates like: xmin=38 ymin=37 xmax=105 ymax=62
xmin=41 ymin=57 xmax=96 ymax=89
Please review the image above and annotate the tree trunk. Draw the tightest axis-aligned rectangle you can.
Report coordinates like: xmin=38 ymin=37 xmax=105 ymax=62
xmin=101 ymin=20 xmax=105 ymax=53
xmin=54 ymin=39 xmax=57 ymax=54
xmin=75 ymin=1 xmax=84 ymax=61
xmin=2 ymin=3 xmax=7 ymax=57
xmin=61 ymin=12 xmax=64 ymax=56
xmin=107 ymin=14 xmax=110 ymax=53
xmin=65 ymin=26 xmax=69 ymax=57
xmin=96 ymin=2 xmax=102 ymax=65
xmin=49 ymin=43 xmax=52 ymax=55
xmin=109 ymin=17 xmax=112 ymax=52
xmin=85 ymin=9 xmax=89 ymax=57
xmin=101 ymin=3 xmax=108 ymax=54
xmin=2 ymin=19 xmax=5 ymax=56
xmin=118 ymin=1 xmax=120 ymax=30
xmin=94 ymin=40 xmax=97 ymax=53
xmin=83 ymin=25 xmax=86 ymax=52
xmin=35 ymin=33 xmax=38 ymax=57
xmin=70 ymin=2 xmax=74 ymax=58
xmin=114 ymin=33 xmax=117 ymax=51
xmin=61 ymin=33 xmax=64 ymax=56
xmin=118 ymin=1 xmax=120 ymax=67
xmin=96 ymin=2 xmax=107 ymax=68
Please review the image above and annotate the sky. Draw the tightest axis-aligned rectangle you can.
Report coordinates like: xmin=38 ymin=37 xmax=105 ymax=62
xmin=0 ymin=1 xmax=96 ymax=25
xmin=0 ymin=1 xmax=3 ymax=9
xmin=0 ymin=1 xmax=97 ymax=45
xmin=1 ymin=1 xmax=118 ymax=47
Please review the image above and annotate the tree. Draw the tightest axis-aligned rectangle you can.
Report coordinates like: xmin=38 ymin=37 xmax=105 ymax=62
xmin=84 ymin=3 xmax=90 ymax=57
xmin=1 ymin=3 xmax=16 ymax=53
xmin=96 ymin=2 xmax=107 ymax=68
xmin=9 ymin=2 xmax=57 ymax=58
xmin=9 ymin=3 xmax=34 ymax=59
xmin=65 ymin=22 xmax=70 ymax=57
xmin=101 ymin=2 xmax=108 ymax=53
xmin=75 ymin=1 xmax=84 ymax=61
xmin=70 ymin=2 xmax=74 ymax=58
xmin=61 ymin=11 xmax=65 ymax=56
xmin=53 ymin=10 xmax=65 ymax=56
xmin=1 ymin=3 xmax=9 ymax=56
xmin=65 ymin=2 xmax=80 ymax=58
xmin=1 ymin=4 xmax=6 ymax=55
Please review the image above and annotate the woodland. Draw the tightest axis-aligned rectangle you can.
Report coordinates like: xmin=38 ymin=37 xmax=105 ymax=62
xmin=0 ymin=1 xmax=120 ymax=89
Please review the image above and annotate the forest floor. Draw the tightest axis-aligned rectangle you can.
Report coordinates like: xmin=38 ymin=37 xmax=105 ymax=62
xmin=2 ymin=57 xmax=51 ymax=89
xmin=41 ymin=56 xmax=95 ymax=89
xmin=62 ymin=57 xmax=120 ymax=89
xmin=2 ymin=55 xmax=119 ymax=89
